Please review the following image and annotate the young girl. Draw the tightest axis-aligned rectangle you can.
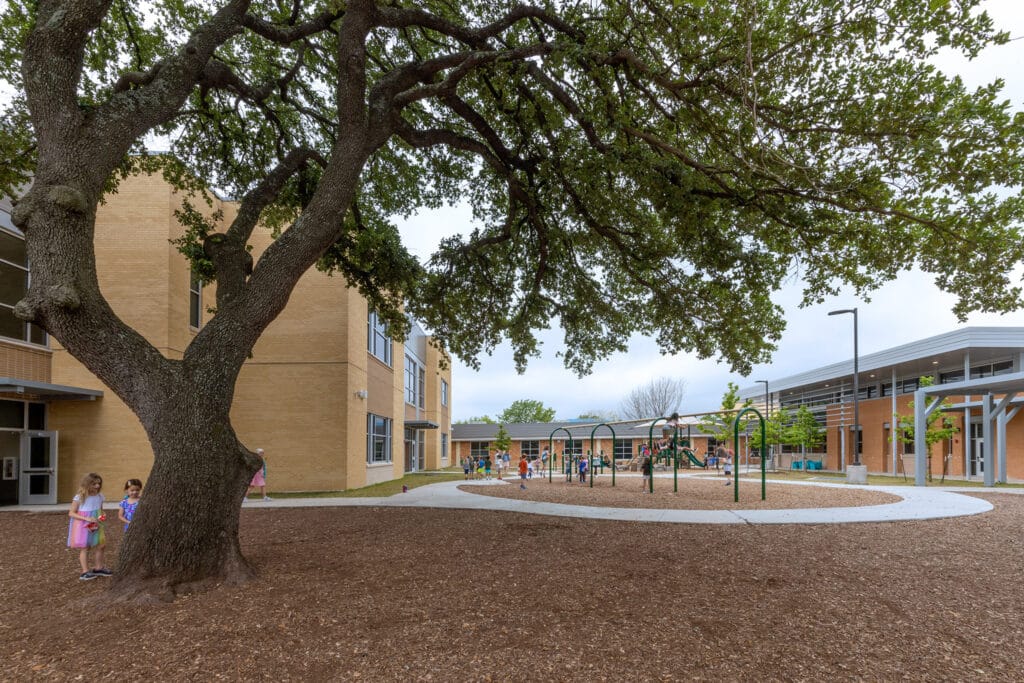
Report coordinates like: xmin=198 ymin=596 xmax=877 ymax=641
xmin=67 ymin=472 xmax=110 ymax=580
xmin=118 ymin=478 xmax=142 ymax=531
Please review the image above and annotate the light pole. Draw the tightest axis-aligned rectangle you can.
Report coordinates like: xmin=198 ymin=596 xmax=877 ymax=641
xmin=755 ymin=380 xmax=769 ymax=419
xmin=828 ymin=308 xmax=860 ymax=468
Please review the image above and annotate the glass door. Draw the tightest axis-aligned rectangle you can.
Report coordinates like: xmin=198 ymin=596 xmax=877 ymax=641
xmin=19 ymin=430 xmax=57 ymax=505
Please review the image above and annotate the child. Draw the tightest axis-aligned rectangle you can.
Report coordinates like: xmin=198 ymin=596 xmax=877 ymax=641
xmin=67 ymin=472 xmax=110 ymax=580
xmin=640 ymin=456 xmax=652 ymax=493
xmin=246 ymin=448 xmax=272 ymax=500
xmin=484 ymin=455 xmax=493 ymax=480
xmin=518 ymin=454 xmax=528 ymax=490
xmin=118 ymin=478 xmax=142 ymax=531
xmin=724 ymin=451 xmax=733 ymax=485
xmin=578 ymin=456 xmax=588 ymax=483
xmin=526 ymin=457 xmax=534 ymax=479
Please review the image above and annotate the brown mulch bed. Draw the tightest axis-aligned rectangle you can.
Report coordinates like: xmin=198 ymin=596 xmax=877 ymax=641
xmin=459 ymin=474 xmax=899 ymax=509
xmin=2 ymin=492 xmax=1022 ymax=681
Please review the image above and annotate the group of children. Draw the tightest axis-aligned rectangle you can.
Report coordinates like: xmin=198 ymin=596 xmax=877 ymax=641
xmin=67 ymin=473 xmax=143 ymax=581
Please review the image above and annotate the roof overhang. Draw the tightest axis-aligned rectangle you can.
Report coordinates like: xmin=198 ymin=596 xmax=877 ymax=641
xmin=919 ymin=371 xmax=1024 ymax=399
xmin=0 ymin=377 xmax=103 ymax=401
xmin=405 ymin=420 xmax=439 ymax=429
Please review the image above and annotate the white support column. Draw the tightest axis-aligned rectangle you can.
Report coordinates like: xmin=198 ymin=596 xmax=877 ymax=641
xmin=983 ymin=393 xmax=995 ymax=488
xmin=997 ymin=411 xmax=1007 ymax=484
xmin=914 ymin=388 xmax=927 ymax=486
xmin=964 ymin=352 xmax=971 ymax=481
xmin=993 ymin=391 xmax=1018 ymax=485
xmin=891 ymin=369 xmax=898 ymax=475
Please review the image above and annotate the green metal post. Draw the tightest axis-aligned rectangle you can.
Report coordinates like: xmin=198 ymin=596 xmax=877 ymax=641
xmin=590 ymin=423 xmax=616 ymax=488
xmin=732 ymin=407 xmax=767 ymax=503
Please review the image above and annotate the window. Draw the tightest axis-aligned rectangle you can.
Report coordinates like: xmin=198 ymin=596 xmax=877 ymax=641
xmin=441 ymin=433 xmax=448 ymax=461
xmin=0 ymin=229 xmax=46 ymax=345
xmin=367 ymin=413 xmax=392 ymax=464
xmin=470 ymin=441 xmax=489 ymax=457
xmin=521 ymin=440 xmax=540 ymax=457
xmin=971 ymin=360 xmax=1014 ymax=379
xmin=563 ymin=441 xmax=583 ymax=456
xmin=189 ymin=270 xmax=203 ymax=329
xmin=404 ymin=354 xmax=418 ymax=405
xmin=613 ymin=439 xmax=633 ymax=459
xmin=441 ymin=380 xmax=449 ymax=407
xmin=418 ymin=367 xmax=425 ymax=408
xmin=367 ymin=310 xmax=392 ymax=366
xmin=940 ymin=370 xmax=965 ymax=384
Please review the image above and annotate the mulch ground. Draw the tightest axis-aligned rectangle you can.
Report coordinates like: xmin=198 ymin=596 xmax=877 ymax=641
xmin=459 ymin=473 xmax=899 ymax=509
xmin=1 ymin=487 xmax=1023 ymax=681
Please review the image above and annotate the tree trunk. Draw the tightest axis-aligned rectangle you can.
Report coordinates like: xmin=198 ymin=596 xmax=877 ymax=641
xmin=111 ymin=401 xmax=259 ymax=601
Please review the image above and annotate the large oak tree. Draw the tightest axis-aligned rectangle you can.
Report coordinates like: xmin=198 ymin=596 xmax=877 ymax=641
xmin=1 ymin=0 xmax=1022 ymax=597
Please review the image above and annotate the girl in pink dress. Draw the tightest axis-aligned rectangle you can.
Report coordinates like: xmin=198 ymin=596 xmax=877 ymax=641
xmin=67 ymin=472 xmax=109 ymax=580
xmin=246 ymin=448 xmax=271 ymax=500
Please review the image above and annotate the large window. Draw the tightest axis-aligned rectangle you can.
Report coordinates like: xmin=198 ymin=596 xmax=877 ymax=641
xmin=441 ymin=380 xmax=449 ymax=407
xmin=470 ymin=441 xmax=489 ymax=457
xmin=367 ymin=413 xmax=392 ymax=464
xmin=404 ymin=355 xmax=426 ymax=408
xmin=418 ymin=367 xmax=425 ymax=408
xmin=189 ymin=270 xmax=203 ymax=329
xmin=0 ymin=229 xmax=46 ymax=345
xmin=971 ymin=360 xmax=1013 ymax=379
xmin=613 ymin=439 xmax=633 ymax=459
xmin=521 ymin=440 xmax=540 ymax=457
xmin=441 ymin=433 xmax=448 ymax=461
xmin=367 ymin=310 xmax=392 ymax=366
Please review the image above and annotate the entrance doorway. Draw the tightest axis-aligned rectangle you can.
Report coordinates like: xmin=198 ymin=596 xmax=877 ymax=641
xmin=404 ymin=428 xmax=425 ymax=473
xmin=19 ymin=430 xmax=58 ymax=505
xmin=969 ymin=422 xmax=984 ymax=478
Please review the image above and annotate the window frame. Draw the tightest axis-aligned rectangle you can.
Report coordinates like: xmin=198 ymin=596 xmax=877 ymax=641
xmin=366 ymin=413 xmax=392 ymax=464
xmin=189 ymin=269 xmax=203 ymax=330
xmin=367 ymin=310 xmax=393 ymax=366
xmin=0 ymin=228 xmax=47 ymax=346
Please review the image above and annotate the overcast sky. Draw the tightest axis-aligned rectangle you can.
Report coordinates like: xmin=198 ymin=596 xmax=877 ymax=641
xmin=397 ymin=0 xmax=1024 ymax=422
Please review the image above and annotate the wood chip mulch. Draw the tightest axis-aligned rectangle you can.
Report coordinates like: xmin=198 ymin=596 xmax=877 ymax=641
xmin=458 ymin=473 xmax=899 ymax=509
xmin=1 ymin=490 xmax=1022 ymax=681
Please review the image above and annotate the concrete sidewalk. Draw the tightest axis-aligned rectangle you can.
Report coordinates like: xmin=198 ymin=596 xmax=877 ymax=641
xmin=3 ymin=477 xmax=995 ymax=525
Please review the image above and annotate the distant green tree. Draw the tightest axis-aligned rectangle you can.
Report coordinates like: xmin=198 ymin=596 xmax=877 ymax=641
xmin=493 ymin=424 xmax=512 ymax=454
xmin=577 ymin=410 xmax=619 ymax=422
xmin=455 ymin=416 xmax=495 ymax=425
xmin=698 ymin=382 xmax=753 ymax=448
xmin=498 ymin=399 xmax=556 ymax=423
xmin=786 ymin=406 xmax=825 ymax=471
xmin=895 ymin=375 xmax=959 ymax=481
xmin=750 ymin=406 xmax=791 ymax=457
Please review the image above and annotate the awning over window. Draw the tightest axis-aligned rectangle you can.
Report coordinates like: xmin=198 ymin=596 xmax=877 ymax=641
xmin=0 ymin=377 xmax=103 ymax=401
xmin=405 ymin=420 xmax=439 ymax=429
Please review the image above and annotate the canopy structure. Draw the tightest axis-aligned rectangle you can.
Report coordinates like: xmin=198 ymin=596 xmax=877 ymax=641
xmin=914 ymin=372 xmax=1024 ymax=486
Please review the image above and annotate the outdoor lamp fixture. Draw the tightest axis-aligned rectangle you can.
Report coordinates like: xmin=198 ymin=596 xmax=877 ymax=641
xmin=755 ymin=380 xmax=769 ymax=419
xmin=828 ymin=308 xmax=860 ymax=467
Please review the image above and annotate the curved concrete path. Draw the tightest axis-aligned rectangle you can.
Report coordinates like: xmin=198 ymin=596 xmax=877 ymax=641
xmin=240 ymin=476 xmax=993 ymax=525
xmin=4 ymin=476 xmax=996 ymax=524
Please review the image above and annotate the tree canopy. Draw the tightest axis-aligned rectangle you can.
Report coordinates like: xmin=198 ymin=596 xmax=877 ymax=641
xmin=498 ymin=399 xmax=557 ymax=423
xmin=2 ymin=0 xmax=1023 ymax=593
xmin=3 ymin=0 xmax=1022 ymax=380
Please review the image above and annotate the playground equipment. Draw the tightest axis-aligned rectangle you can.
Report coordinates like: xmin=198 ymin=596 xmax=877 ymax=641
xmin=732 ymin=407 xmax=767 ymax=502
xmin=547 ymin=427 xmax=574 ymax=484
xmin=590 ymin=423 xmax=616 ymax=488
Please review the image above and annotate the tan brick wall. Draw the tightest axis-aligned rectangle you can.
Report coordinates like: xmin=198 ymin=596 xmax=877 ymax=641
xmin=45 ymin=172 xmax=424 ymax=500
xmin=0 ymin=341 xmax=51 ymax=382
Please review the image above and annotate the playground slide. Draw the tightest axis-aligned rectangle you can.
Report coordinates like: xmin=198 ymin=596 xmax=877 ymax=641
xmin=681 ymin=448 xmax=704 ymax=468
